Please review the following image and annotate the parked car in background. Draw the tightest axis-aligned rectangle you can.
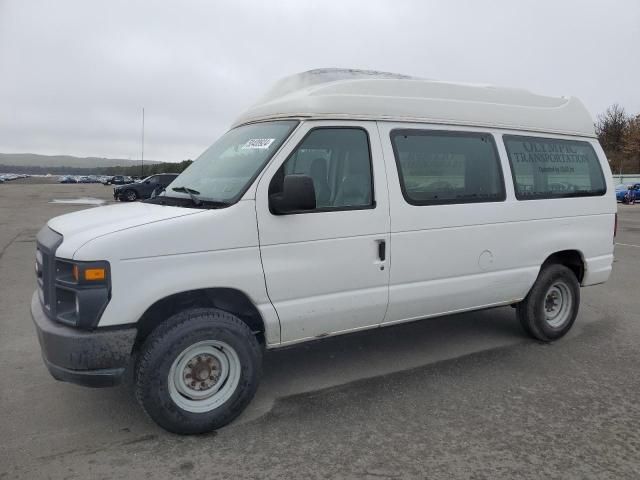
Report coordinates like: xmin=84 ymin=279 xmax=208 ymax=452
xmin=103 ymin=175 xmax=134 ymax=185
xmin=616 ymin=184 xmax=637 ymax=204
xmin=58 ymin=176 xmax=76 ymax=184
xmin=113 ymin=173 xmax=178 ymax=201
xmin=0 ymin=173 xmax=30 ymax=182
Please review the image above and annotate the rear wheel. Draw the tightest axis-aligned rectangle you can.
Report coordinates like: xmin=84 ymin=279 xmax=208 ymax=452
xmin=135 ymin=308 xmax=262 ymax=434
xmin=517 ymin=264 xmax=580 ymax=342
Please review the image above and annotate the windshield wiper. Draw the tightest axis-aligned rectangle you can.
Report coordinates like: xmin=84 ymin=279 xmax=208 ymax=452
xmin=167 ymin=186 xmax=231 ymax=208
xmin=172 ymin=186 xmax=202 ymax=206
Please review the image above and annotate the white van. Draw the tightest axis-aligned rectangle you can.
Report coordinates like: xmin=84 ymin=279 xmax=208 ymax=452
xmin=32 ymin=69 xmax=616 ymax=434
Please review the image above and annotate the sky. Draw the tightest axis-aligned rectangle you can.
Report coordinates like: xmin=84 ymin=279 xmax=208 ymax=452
xmin=1 ymin=0 xmax=639 ymax=163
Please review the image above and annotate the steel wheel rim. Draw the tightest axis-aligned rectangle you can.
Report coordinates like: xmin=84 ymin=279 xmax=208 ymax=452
xmin=543 ymin=281 xmax=572 ymax=328
xmin=168 ymin=340 xmax=241 ymax=413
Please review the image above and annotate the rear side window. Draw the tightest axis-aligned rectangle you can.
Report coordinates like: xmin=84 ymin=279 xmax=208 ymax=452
xmin=503 ymin=135 xmax=606 ymax=199
xmin=390 ymin=130 xmax=505 ymax=205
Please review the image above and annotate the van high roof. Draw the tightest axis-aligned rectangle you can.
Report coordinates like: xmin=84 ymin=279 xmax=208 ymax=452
xmin=233 ymin=68 xmax=595 ymax=138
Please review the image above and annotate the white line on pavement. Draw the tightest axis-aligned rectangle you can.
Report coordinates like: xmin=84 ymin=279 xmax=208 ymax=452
xmin=616 ymin=242 xmax=640 ymax=248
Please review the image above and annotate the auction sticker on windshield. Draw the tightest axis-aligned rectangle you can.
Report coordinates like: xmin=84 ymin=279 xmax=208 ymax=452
xmin=241 ymin=138 xmax=275 ymax=150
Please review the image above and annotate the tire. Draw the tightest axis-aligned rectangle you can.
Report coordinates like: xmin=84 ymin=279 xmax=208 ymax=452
xmin=135 ymin=308 xmax=262 ymax=434
xmin=124 ymin=189 xmax=138 ymax=201
xmin=516 ymin=264 xmax=580 ymax=342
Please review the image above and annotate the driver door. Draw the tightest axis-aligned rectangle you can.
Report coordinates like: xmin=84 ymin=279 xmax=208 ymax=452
xmin=141 ymin=176 xmax=159 ymax=197
xmin=255 ymin=121 xmax=390 ymax=345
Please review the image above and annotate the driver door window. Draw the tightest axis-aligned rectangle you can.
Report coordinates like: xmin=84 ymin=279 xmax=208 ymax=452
xmin=269 ymin=127 xmax=374 ymax=211
xmin=142 ymin=175 xmax=159 ymax=195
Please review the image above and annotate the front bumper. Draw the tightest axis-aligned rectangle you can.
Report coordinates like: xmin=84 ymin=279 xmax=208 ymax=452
xmin=31 ymin=292 xmax=137 ymax=387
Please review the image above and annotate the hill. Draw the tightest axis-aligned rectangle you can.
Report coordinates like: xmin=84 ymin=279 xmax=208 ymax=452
xmin=0 ymin=153 xmax=161 ymax=169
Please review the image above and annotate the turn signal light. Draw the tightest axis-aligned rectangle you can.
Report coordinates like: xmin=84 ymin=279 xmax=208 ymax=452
xmin=84 ymin=268 xmax=106 ymax=281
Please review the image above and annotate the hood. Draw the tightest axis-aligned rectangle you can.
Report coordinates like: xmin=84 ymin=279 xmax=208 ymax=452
xmin=113 ymin=182 xmax=138 ymax=190
xmin=49 ymin=202 xmax=202 ymax=259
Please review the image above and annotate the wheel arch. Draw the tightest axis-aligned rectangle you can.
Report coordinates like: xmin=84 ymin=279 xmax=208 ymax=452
xmin=134 ymin=288 xmax=266 ymax=349
xmin=540 ymin=249 xmax=585 ymax=283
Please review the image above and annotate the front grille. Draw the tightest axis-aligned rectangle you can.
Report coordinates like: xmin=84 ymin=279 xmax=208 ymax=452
xmin=35 ymin=226 xmax=63 ymax=319
xmin=35 ymin=247 xmax=49 ymax=310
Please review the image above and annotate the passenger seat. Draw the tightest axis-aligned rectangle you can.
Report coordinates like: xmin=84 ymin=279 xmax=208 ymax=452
xmin=309 ymin=158 xmax=331 ymax=207
xmin=334 ymin=154 xmax=372 ymax=207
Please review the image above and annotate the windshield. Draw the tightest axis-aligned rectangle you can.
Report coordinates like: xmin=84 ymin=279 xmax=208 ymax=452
xmin=164 ymin=120 xmax=298 ymax=203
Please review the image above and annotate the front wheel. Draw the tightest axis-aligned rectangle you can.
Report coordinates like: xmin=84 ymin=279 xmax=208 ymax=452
xmin=123 ymin=189 xmax=138 ymax=202
xmin=516 ymin=264 xmax=580 ymax=342
xmin=135 ymin=308 xmax=262 ymax=434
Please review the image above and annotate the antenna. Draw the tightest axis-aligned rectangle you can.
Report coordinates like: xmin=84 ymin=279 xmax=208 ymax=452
xmin=141 ymin=107 xmax=145 ymax=177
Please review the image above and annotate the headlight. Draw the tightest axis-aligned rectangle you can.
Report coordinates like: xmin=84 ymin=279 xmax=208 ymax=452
xmin=57 ymin=260 xmax=110 ymax=286
xmin=54 ymin=260 xmax=111 ymax=329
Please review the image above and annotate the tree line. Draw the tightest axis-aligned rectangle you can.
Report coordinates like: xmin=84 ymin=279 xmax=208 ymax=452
xmin=0 ymin=159 xmax=193 ymax=176
xmin=99 ymin=159 xmax=194 ymax=176
xmin=596 ymin=104 xmax=640 ymax=174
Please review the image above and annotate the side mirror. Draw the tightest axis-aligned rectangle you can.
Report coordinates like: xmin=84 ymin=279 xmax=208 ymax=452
xmin=145 ymin=180 xmax=151 ymax=184
xmin=269 ymin=174 xmax=316 ymax=214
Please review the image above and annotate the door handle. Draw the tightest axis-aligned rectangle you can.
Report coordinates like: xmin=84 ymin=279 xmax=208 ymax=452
xmin=377 ymin=240 xmax=386 ymax=261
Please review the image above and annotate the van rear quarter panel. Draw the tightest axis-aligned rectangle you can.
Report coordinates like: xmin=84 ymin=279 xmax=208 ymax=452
xmin=378 ymin=122 xmax=616 ymax=324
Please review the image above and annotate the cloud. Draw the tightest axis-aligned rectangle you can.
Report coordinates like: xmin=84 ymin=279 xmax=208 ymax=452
xmin=1 ymin=0 xmax=639 ymax=161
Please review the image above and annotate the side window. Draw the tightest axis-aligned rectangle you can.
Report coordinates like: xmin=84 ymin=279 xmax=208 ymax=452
xmin=270 ymin=127 xmax=374 ymax=211
xmin=390 ymin=130 xmax=505 ymax=205
xmin=160 ymin=176 xmax=175 ymax=186
xmin=503 ymin=135 xmax=606 ymax=199
xmin=147 ymin=176 xmax=159 ymax=184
